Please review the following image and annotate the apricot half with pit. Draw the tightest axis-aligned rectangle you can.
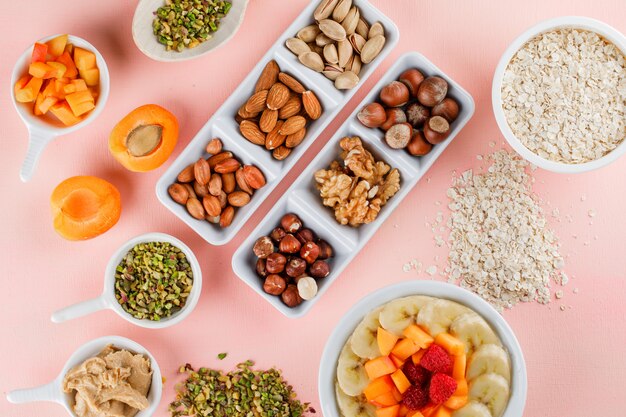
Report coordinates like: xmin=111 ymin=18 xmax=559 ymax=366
xmin=109 ymin=104 xmax=178 ymax=172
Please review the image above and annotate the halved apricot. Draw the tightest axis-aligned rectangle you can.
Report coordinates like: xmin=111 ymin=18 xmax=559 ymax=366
xmin=50 ymin=176 xmax=121 ymax=240
xmin=109 ymin=104 xmax=179 ymax=172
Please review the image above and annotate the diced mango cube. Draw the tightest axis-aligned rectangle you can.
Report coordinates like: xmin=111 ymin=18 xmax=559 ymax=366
xmin=29 ymin=62 xmax=56 ymax=79
xmin=72 ymin=79 xmax=88 ymax=92
xmin=38 ymin=96 xmax=59 ymax=115
xmin=47 ymin=62 xmax=67 ymax=79
xmin=56 ymin=52 xmax=78 ymax=78
xmin=49 ymin=102 xmax=81 ymax=126
xmin=79 ymin=68 xmax=99 ymax=86
xmin=32 ymin=43 xmax=48 ymax=63
xmin=46 ymin=34 xmax=68 ymax=58
xmin=15 ymin=77 xmax=44 ymax=103
xmin=66 ymin=90 xmax=95 ymax=117
xmin=73 ymin=47 xmax=96 ymax=70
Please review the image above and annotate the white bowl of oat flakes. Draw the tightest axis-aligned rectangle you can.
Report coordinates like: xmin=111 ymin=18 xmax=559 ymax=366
xmin=493 ymin=17 xmax=626 ymax=173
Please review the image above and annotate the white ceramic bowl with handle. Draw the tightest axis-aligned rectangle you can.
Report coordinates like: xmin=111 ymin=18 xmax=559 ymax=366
xmin=10 ymin=34 xmax=110 ymax=182
xmin=492 ymin=16 xmax=626 ymax=174
xmin=6 ymin=335 xmax=162 ymax=417
xmin=51 ymin=232 xmax=202 ymax=329
xmin=319 ymin=281 xmax=527 ymax=417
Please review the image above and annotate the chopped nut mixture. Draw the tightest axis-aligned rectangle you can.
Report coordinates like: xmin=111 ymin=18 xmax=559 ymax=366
xmin=502 ymin=28 xmax=626 ymax=163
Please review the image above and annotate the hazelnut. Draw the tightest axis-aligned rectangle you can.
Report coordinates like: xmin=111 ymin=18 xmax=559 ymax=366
xmin=380 ymin=81 xmax=410 ymax=107
xmin=270 ymin=227 xmax=286 ymax=243
xmin=309 ymin=260 xmax=330 ymax=279
xmin=286 ymin=257 xmax=307 ymax=277
xmin=317 ymin=239 xmax=334 ymax=259
xmin=256 ymin=258 xmax=268 ymax=277
xmin=385 ymin=123 xmax=413 ymax=149
xmin=253 ymin=236 xmax=274 ymax=258
xmin=300 ymin=241 xmax=320 ymax=264
xmin=296 ymin=228 xmax=316 ymax=245
xmin=297 ymin=277 xmax=318 ymax=300
xmin=417 ymin=76 xmax=448 ymax=107
xmin=281 ymin=285 xmax=303 ymax=307
xmin=380 ymin=108 xmax=407 ymax=131
xmin=280 ymin=213 xmax=302 ymax=233
xmin=431 ymin=97 xmax=459 ymax=122
xmin=423 ymin=116 xmax=451 ymax=144
xmin=263 ymin=274 xmax=286 ymax=295
xmin=399 ymin=68 xmax=425 ymax=97
xmin=406 ymin=102 xmax=430 ymax=128
xmin=266 ymin=252 xmax=287 ymax=274
xmin=407 ymin=131 xmax=433 ymax=156
xmin=357 ymin=103 xmax=387 ymax=128
xmin=279 ymin=234 xmax=301 ymax=253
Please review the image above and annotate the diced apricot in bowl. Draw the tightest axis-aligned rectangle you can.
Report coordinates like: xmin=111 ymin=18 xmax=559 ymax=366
xmin=390 ymin=369 xmax=412 ymax=394
xmin=434 ymin=333 xmax=464 ymax=356
xmin=13 ymin=34 xmax=100 ymax=126
xmin=378 ymin=327 xmax=400 ymax=356
xmin=391 ymin=338 xmax=421 ymax=361
xmin=50 ymin=176 xmax=121 ymax=240
xmin=365 ymin=356 xmax=397 ymax=380
xmin=109 ymin=104 xmax=179 ymax=172
xmin=403 ymin=325 xmax=435 ymax=349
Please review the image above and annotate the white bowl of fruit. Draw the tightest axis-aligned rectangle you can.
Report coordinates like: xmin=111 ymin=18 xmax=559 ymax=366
xmin=10 ymin=34 xmax=110 ymax=182
xmin=319 ymin=281 xmax=527 ymax=417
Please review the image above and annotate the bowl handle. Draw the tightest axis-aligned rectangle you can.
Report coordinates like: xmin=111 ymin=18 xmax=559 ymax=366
xmin=20 ymin=127 xmax=55 ymax=183
xmin=6 ymin=379 xmax=62 ymax=404
xmin=51 ymin=294 xmax=109 ymax=323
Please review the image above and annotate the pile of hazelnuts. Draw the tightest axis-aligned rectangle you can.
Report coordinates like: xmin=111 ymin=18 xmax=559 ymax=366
xmin=253 ymin=213 xmax=333 ymax=308
xmin=357 ymin=68 xmax=460 ymax=156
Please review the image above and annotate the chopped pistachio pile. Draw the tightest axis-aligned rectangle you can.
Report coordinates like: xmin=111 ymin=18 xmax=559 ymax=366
xmin=169 ymin=361 xmax=309 ymax=417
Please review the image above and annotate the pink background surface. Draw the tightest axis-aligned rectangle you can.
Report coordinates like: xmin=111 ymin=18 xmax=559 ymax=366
xmin=1 ymin=0 xmax=626 ymax=416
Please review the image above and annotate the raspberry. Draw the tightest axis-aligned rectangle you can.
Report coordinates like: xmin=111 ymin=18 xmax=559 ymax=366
xmin=403 ymin=362 xmax=431 ymax=387
xmin=401 ymin=385 xmax=429 ymax=410
xmin=429 ymin=373 xmax=458 ymax=404
xmin=420 ymin=345 xmax=452 ymax=374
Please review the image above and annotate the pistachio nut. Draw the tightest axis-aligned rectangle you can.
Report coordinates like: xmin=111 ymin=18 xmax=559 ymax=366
xmin=286 ymin=37 xmax=311 ymax=56
xmin=341 ymin=6 xmax=360 ymax=35
xmin=337 ymin=39 xmax=353 ymax=68
xmin=314 ymin=0 xmax=339 ymax=21
xmin=319 ymin=19 xmax=347 ymax=41
xmin=334 ymin=70 xmax=359 ymax=89
xmin=315 ymin=32 xmax=334 ymax=47
xmin=297 ymin=24 xmax=321 ymax=43
xmin=308 ymin=42 xmax=325 ymax=56
xmin=323 ymin=43 xmax=339 ymax=65
xmin=368 ymin=21 xmax=385 ymax=39
xmin=323 ymin=63 xmax=344 ymax=81
xmin=360 ymin=34 xmax=385 ymax=64
xmin=332 ymin=0 xmax=352 ymax=22
xmin=356 ymin=17 xmax=370 ymax=39
xmin=349 ymin=33 xmax=366 ymax=54
xmin=346 ymin=54 xmax=362 ymax=76
xmin=298 ymin=51 xmax=325 ymax=72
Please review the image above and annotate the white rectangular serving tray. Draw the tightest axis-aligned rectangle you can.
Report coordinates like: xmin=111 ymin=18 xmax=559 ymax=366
xmin=232 ymin=52 xmax=476 ymax=318
xmin=156 ymin=0 xmax=400 ymax=245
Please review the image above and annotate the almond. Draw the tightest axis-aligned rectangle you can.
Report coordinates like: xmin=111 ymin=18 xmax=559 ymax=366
xmin=278 ymin=96 xmax=302 ymax=119
xmin=238 ymin=104 xmax=259 ymax=120
xmin=255 ymin=60 xmax=279 ymax=93
xmin=202 ymin=195 xmax=222 ymax=217
xmin=194 ymin=158 xmax=211 ymax=185
xmin=205 ymin=138 xmax=223 ymax=154
xmin=265 ymin=121 xmax=286 ymax=150
xmin=220 ymin=206 xmax=235 ymax=228
xmin=279 ymin=116 xmax=307 ymax=136
xmin=267 ymin=83 xmax=290 ymax=110
xmin=245 ymin=90 xmax=269 ymax=113
xmin=273 ymin=146 xmax=292 ymax=161
xmin=221 ymin=172 xmax=236 ymax=194
xmin=286 ymin=128 xmax=307 ymax=148
xmin=208 ymin=151 xmax=234 ymax=169
xmin=259 ymin=109 xmax=279 ymax=133
xmin=236 ymin=167 xmax=254 ymax=195
xmin=215 ymin=158 xmax=241 ymax=174
xmin=239 ymin=121 xmax=266 ymax=146
xmin=177 ymin=164 xmax=195 ymax=183
xmin=186 ymin=198 xmax=205 ymax=220
xmin=228 ymin=191 xmax=251 ymax=207
xmin=243 ymin=165 xmax=266 ymax=190
xmin=302 ymin=91 xmax=322 ymax=120
xmin=278 ymin=72 xmax=306 ymax=94
xmin=168 ymin=183 xmax=189 ymax=205
xmin=208 ymin=173 xmax=222 ymax=196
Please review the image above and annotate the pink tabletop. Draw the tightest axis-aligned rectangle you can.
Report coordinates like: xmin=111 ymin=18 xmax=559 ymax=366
xmin=1 ymin=0 xmax=625 ymax=416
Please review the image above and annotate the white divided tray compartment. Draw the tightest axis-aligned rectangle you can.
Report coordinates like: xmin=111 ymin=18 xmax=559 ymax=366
xmin=156 ymin=0 xmax=400 ymax=245
xmin=232 ymin=52 xmax=476 ymax=318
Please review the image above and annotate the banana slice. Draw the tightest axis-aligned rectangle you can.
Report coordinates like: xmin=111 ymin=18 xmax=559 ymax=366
xmin=416 ymin=299 xmax=469 ymax=337
xmin=452 ymin=400 xmax=493 ymax=417
xmin=335 ymin=382 xmax=376 ymax=417
xmin=469 ymin=373 xmax=510 ymax=417
xmin=466 ymin=344 xmax=511 ymax=383
xmin=336 ymin=340 xmax=369 ymax=396
xmin=379 ymin=296 xmax=434 ymax=335
xmin=450 ymin=312 xmax=501 ymax=353
xmin=350 ymin=307 xmax=383 ymax=359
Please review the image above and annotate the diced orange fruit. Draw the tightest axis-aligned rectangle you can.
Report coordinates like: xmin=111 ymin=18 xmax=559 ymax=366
xmin=378 ymin=327 xmax=400 ymax=356
xmin=49 ymin=101 xmax=81 ymax=126
xmin=73 ymin=46 xmax=97 ymax=70
xmin=46 ymin=62 xmax=67 ymax=79
xmin=443 ymin=394 xmax=468 ymax=410
xmin=376 ymin=405 xmax=400 ymax=417
xmin=15 ymin=76 xmax=44 ymax=103
xmin=72 ymin=78 xmax=88 ymax=91
xmin=64 ymin=42 xmax=74 ymax=55
xmin=32 ymin=42 xmax=48 ymax=63
xmin=406 ymin=411 xmax=425 ymax=417
xmin=454 ymin=379 xmax=468 ymax=397
xmin=391 ymin=339 xmax=421 ymax=361
xmin=63 ymin=84 xmax=76 ymax=94
xmin=371 ymin=391 xmax=399 ymax=407
xmin=398 ymin=405 xmax=410 ymax=417
xmin=412 ymin=350 xmax=426 ymax=365
xmin=33 ymin=93 xmax=44 ymax=116
xmin=390 ymin=369 xmax=411 ymax=394
xmin=403 ymin=325 xmax=435 ymax=349
xmin=38 ymin=96 xmax=59 ymax=114
xmin=452 ymin=354 xmax=466 ymax=380
xmin=364 ymin=376 xmax=395 ymax=401
xmin=66 ymin=90 xmax=95 ymax=117
xmin=432 ymin=407 xmax=451 ymax=417
xmin=29 ymin=62 xmax=56 ymax=79
xmin=420 ymin=404 xmax=440 ymax=417
xmin=14 ymin=75 xmax=30 ymax=96
xmin=79 ymin=67 xmax=99 ymax=86
xmin=56 ymin=51 xmax=78 ymax=78
xmin=390 ymin=355 xmax=405 ymax=368
xmin=365 ymin=356 xmax=397 ymax=381
xmin=46 ymin=34 xmax=68 ymax=57
xmin=435 ymin=333 xmax=465 ymax=356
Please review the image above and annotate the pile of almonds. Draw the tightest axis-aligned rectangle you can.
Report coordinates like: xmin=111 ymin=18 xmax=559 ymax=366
xmin=237 ymin=60 xmax=323 ymax=161
xmin=357 ymin=68 xmax=460 ymax=157
xmin=286 ymin=0 xmax=386 ymax=90
xmin=168 ymin=138 xmax=266 ymax=228
xmin=253 ymin=213 xmax=333 ymax=308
